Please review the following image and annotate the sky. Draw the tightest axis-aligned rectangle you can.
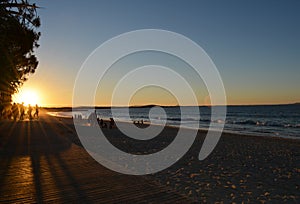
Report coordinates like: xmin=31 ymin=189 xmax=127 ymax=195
xmin=15 ymin=0 xmax=300 ymax=107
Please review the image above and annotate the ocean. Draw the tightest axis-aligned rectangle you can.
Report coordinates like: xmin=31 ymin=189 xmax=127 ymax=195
xmin=53 ymin=104 xmax=300 ymax=139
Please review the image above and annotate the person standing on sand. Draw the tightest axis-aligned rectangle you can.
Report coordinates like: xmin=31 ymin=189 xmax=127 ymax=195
xmin=99 ymin=118 xmax=104 ymax=127
xmin=19 ymin=102 xmax=25 ymax=120
xmin=11 ymin=103 xmax=19 ymax=120
xmin=88 ymin=110 xmax=97 ymax=126
xmin=28 ymin=104 xmax=33 ymax=120
xmin=33 ymin=104 xmax=39 ymax=118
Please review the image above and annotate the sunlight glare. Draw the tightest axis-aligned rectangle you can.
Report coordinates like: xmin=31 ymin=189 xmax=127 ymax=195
xmin=13 ymin=89 xmax=40 ymax=106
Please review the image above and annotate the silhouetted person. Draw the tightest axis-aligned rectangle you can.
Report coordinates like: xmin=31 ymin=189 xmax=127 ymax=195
xmin=99 ymin=119 xmax=104 ymax=127
xmin=33 ymin=104 xmax=39 ymax=118
xmin=2 ymin=105 xmax=12 ymax=119
xmin=28 ymin=104 xmax=33 ymax=120
xmin=88 ymin=110 xmax=97 ymax=126
xmin=109 ymin=118 xmax=115 ymax=129
xmin=11 ymin=103 xmax=19 ymax=120
xmin=19 ymin=102 xmax=25 ymax=120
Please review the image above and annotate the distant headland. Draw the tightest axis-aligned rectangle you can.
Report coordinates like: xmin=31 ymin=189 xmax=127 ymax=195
xmin=43 ymin=102 xmax=300 ymax=110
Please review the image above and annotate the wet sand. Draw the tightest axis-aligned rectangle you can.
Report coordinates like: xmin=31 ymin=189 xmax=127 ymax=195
xmin=1 ymin=109 xmax=299 ymax=203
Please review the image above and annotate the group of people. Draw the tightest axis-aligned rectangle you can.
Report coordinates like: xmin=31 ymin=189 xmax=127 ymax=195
xmin=1 ymin=103 xmax=39 ymax=120
xmin=87 ymin=111 xmax=115 ymax=129
xmin=98 ymin=118 xmax=115 ymax=129
xmin=133 ymin=120 xmax=144 ymax=125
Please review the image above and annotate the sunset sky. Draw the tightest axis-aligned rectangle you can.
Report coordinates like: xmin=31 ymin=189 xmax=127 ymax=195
xmin=15 ymin=0 xmax=300 ymax=107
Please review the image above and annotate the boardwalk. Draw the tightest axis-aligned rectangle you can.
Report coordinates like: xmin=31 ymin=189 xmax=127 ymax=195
xmin=0 ymin=113 xmax=193 ymax=203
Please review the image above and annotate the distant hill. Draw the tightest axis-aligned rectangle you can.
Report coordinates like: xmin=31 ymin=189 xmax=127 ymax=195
xmin=44 ymin=103 xmax=300 ymax=110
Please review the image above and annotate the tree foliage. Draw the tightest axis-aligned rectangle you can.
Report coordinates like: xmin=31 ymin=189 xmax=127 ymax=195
xmin=0 ymin=0 xmax=40 ymax=105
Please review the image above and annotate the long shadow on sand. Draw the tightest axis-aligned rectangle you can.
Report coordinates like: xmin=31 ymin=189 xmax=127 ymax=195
xmin=0 ymin=119 xmax=91 ymax=203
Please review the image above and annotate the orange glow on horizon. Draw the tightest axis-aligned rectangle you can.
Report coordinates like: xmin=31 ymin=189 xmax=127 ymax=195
xmin=13 ymin=88 xmax=41 ymax=106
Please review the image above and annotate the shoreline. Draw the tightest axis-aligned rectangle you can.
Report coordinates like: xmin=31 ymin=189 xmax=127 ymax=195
xmin=50 ymin=110 xmax=300 ymax=142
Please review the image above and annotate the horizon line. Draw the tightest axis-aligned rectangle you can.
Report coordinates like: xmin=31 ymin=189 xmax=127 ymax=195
xmin=42 ymin=102 xmax=300 ymax=109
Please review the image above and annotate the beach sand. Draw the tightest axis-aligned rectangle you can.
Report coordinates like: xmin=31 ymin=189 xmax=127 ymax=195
xmin=0 ymin=109 xmax=299 ymax=203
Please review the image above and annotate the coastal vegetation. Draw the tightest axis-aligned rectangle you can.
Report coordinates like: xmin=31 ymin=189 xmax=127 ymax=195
xmin=0 ymin=0 xmax=40 ymax=110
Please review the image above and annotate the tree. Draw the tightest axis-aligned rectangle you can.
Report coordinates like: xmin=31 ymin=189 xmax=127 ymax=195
xmin=0 ymin=0 xmax=40 ymax=110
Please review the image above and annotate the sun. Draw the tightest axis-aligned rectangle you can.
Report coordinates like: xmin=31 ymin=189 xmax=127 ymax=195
xmin=13 ymin=89 xmax=40 ymax=106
